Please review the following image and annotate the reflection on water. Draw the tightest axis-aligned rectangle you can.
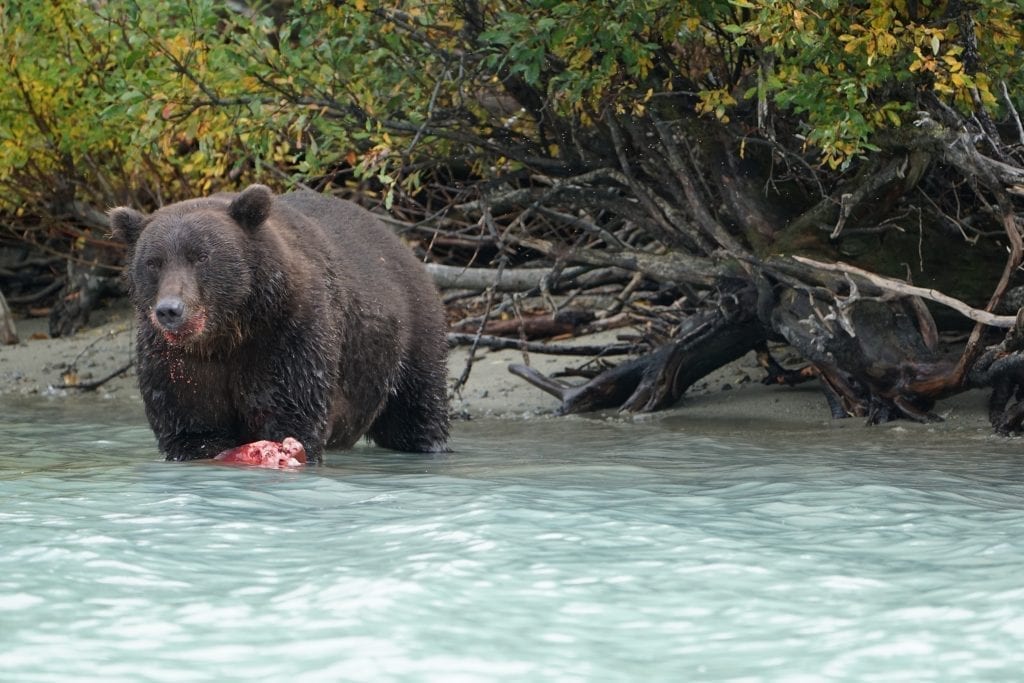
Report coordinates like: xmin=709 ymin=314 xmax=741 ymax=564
xmin=2 ymin=397 xmax=1024 ymax=681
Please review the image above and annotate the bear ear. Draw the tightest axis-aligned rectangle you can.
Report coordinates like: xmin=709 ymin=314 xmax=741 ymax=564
xmin=228 ymin=184 xmax=273 ymax=232
xmin=108 ymin=207 xmax=147 ymax=246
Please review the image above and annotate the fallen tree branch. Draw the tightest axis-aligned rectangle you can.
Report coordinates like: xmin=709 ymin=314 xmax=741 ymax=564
xmin=448 ymin=332 xmax=641 ymax=356
xmin=427 ymin=263 xmax=558 ymax=291
xmin=451 ymin=310 xmax=598 ymax=339
xmin=514 ymin=235 xmax=720 ymax=286
xmin=425 ymin=263 xmax=628 ymax=292
xmin=791 ymin=255 xmax=1017 ymax=328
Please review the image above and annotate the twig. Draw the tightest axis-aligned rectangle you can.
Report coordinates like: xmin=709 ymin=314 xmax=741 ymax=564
xmin=69 ymin=326 xmax=129 ymax=368
xmin=404 ymin=64 xmax=450 ymax=157
xmin=450 ymin=225 xmax=505 ymax=395
xmin=53 ymin=360 xmax=134 ymax=391
xmin=829 ymin=193 xmax=854 ymax=239
xmin=510 ymin=293 xmax=530 ymax=367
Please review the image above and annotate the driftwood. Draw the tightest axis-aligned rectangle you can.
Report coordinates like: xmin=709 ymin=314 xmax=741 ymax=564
xmin=508 ymin=281 xmax=766 ymax=414
xmin=448 ymin=332 xmax=640 ymax=357
xmin=426 ymin=263 xmax=630 ymax=292
xmin=506 ymin=254 xmax=1024 ymax=431
xmin=451 ymin=309 xmax=597 ymax=339
xmin=427 ymin=263 xmax=558 ymax=292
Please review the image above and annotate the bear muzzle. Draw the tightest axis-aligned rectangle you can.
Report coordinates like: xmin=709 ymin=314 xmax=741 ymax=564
xmin=150 ymin=297 xmax=208 ymax=344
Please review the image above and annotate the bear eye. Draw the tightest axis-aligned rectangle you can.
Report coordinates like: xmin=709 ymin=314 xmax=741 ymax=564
xmin=144 ymin=257 xmax=161 ymax=270
xmin=194 ymin=252 xmax=209 ymax=264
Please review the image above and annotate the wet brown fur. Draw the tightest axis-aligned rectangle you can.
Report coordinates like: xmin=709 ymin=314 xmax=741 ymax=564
xmin=110 ymin=185 xmax=450 ymax=462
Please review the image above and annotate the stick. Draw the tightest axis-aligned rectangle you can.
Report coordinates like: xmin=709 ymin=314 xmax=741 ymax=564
xmin=53 ymin=360 xmax=135 ymax=391
xmin=791 ymin=256 xmax=1017 ymax=328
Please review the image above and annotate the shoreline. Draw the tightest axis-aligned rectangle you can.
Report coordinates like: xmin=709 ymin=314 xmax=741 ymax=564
xmin=0 ymin=302 xmax=1003 ymax=443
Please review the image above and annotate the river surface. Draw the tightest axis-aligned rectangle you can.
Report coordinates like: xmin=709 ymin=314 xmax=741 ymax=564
xmin=2 ymin=396 xmax=1024 ymax=682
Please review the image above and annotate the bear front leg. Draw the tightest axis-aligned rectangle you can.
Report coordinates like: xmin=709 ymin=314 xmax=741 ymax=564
xmin=234 ymin=340 xmax=332 ymax=464
xmin=159 ymin=430 xmax=240 ymax=462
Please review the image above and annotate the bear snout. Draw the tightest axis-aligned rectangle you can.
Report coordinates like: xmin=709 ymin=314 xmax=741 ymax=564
xmin=155 ymin=297 xmax=186 ymax=330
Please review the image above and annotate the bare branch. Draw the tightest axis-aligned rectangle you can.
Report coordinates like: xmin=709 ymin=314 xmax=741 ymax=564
xmin=791 ymin=256 xmax=1017 ymax=328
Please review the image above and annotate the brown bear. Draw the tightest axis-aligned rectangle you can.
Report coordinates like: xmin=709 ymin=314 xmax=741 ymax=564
xmin=109 ymin=184 xmax=450 ymax=462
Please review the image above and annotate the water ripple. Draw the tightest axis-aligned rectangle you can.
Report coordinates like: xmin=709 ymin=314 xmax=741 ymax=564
xmin=3 ymin=406 xmax=1024 ymax=680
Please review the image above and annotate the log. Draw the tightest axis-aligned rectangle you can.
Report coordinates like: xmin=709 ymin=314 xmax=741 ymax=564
xmin=427 ymin=263 xmax=558 ymax=291
xmin=427 ymin=263 xmax=630 ymax=292
xmin=451 ymin=310 xmax=596 ymax=339
xmin=448 ymin=332 xmax=640 ymax=357
xmin=508 ymin=281 xmax=766 ymax=414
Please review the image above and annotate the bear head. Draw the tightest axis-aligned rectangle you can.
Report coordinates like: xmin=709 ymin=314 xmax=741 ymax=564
xmin=109 ymin=185 xmax=276 ymax=348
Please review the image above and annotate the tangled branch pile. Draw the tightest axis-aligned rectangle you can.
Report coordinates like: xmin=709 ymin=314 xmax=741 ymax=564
xmin=2 ymin=1 xmax=1024 ymax=432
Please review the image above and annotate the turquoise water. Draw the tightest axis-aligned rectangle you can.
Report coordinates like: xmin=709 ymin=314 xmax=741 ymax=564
xmin=2 ymin=398 xmax=1024 ymax=682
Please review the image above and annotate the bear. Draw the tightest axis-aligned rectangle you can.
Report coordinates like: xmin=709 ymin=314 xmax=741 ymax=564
xmin=109 ymin=184 xmax=450 ymax=462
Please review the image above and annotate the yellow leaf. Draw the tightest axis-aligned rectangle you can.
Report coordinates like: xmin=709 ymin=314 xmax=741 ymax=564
xmin=570 ymin=47 xmax=592 ymax=69
xmin=930 ymin=35 xmax=940 ymax=55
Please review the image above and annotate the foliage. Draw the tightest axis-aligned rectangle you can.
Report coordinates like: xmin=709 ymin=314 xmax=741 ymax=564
xmin=0 ymin=0 xmax=1021 ymax=252
xmin=739 ymin=0 xmax=1022 ymax=168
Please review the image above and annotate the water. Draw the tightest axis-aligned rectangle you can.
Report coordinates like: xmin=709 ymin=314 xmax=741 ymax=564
xmin=3 ymin=397 xmax=1024 ymax=682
